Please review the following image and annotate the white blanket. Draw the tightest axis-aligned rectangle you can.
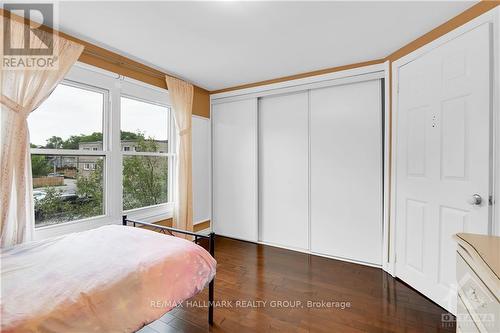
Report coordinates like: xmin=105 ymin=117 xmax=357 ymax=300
xmin=0 ymin=225 xmax=216 ymax=332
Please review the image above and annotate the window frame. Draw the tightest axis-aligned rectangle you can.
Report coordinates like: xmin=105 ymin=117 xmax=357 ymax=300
xmin=30 ymin=78 xmax=109 ymax=229
xmin=120 ymin=82 xmax=175 ymax=221
xmin=32 ymin=63 xmax=174 ymax=239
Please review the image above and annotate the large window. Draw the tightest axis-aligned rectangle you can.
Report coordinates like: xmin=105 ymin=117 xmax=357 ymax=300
xmin=28 ymin=83 xmax=106 ymax=227
xmin=121 ymin=96 xmax=170 ymax=211
xmin=28 ymin=65 xmax=173 ymax=230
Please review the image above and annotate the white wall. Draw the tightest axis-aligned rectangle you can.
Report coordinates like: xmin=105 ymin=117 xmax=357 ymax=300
xmin=192 ymin=116 xmax=211 ymax=225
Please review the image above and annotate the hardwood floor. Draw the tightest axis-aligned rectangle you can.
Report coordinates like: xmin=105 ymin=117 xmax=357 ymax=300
xmin=140 ymin=236 xmax=455 ymax=333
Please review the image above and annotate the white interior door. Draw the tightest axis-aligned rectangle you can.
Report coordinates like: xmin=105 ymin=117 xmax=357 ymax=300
xmin=212 ymin=99 xmax=258 ymax=241
xmin=259 ymin=91 xmax=309 ymax=249
xmin=310 ymin=80 xmax=383 ymax=265
xmin=395 ymin=24 xmax=491 ymax=314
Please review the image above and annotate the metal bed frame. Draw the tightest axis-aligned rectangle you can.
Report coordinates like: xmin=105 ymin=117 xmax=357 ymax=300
xmin=122 ymin=215 xmax=215 ymax=325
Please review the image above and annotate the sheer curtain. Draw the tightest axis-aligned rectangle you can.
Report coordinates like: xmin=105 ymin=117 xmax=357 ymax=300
xmin=165 ymin=75 xmax=194 ymax=235
xmin=0 ymin=16 xmax=84 ymax=247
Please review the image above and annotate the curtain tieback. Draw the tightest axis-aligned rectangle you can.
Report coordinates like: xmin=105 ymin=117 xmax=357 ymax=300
xmin=179 ymin=128 xmax=191 ymax=137
xmin=0 ymin=95 xmax=29 ymax=115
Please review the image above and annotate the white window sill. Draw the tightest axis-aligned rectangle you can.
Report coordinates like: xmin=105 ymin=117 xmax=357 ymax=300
xmin=34 ymin=215 xmax=115 ymax=240
xmin=123 ymin=203 xmax=173 ymax=224
xmin=35 ymin=203 xmax=173 ymax=240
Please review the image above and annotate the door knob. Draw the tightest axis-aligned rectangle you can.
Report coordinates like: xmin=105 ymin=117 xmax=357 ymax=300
xmin=468 ymin=194 xmax=482 ymax=206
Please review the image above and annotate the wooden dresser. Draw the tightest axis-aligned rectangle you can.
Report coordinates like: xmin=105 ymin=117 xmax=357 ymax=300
xmin=455 ymin=233 xmax=499 ymax=333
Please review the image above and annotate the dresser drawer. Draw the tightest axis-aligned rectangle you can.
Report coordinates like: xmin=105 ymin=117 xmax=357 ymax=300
xmin=457 ymin=294 xmax=480 ymax=333
xmin=457 ymin=253 xmax=499 ymax=333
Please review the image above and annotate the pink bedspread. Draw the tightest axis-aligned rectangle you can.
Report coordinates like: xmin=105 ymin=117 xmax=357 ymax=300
xmin=0 ymin=225 xmax=216 ymax=332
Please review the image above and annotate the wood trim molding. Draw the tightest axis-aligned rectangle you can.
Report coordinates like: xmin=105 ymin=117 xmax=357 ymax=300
xmin=193 ymin=87 xmax=211 ymax=118
xmin=210 ymin=1 xmax=499 ymax=95
xmin=0 ymin=8 xmax=211 ymax=118
xmin=386 ymin=1 xmax=499 ymax=62
xmin=3 ymin=2 xmax=498 ymax=115
xmin=210 ymin=59 xmax=386 ymax=94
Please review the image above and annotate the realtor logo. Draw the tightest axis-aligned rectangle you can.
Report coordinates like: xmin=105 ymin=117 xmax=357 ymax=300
xmin=2 ymin=3 xmax=58 ymax=69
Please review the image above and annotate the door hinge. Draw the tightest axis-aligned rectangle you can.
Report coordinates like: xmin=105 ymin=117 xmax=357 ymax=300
xmin=489 ymin=195 xmax=494 ymax=206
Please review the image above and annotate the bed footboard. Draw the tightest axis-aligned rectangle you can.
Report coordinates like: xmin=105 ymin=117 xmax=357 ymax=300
xmin=122 ymin=215 xmax=215 ymax=325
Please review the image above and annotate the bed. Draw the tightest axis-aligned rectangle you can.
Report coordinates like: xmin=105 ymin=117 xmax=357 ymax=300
xmin=0 ymin=217 xmax=216 ymax=333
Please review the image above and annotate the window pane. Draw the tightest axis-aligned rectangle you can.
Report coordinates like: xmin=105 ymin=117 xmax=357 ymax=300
xmin=123 ymin=155 xmax=168 ymax=210
xmin=28 ymin=84 xmax=104 ymax=150
xmin=32 ymin=155 xmax=104 ymax=227
xmin=121 ymin=97 xmax=169 ymax=153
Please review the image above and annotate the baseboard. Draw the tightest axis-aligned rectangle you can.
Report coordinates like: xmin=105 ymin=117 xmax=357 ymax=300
xmin=259 ymin=240 xmax=382 ymax=269
xmin=214 ymin=234 xmax=382 ymax=269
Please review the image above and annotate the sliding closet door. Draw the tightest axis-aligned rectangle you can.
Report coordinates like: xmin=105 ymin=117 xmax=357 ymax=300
xmin=212 ymin=98 xmax=258 ymax=241
xmin=310 ymin=80 xmax=382 ymax=265
xmin=259 ymin=92 xmax=309 ymax=249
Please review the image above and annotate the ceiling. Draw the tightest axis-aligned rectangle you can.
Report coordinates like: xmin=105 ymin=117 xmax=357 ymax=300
xmin=58 ymin=1 xmax=477 ymax=91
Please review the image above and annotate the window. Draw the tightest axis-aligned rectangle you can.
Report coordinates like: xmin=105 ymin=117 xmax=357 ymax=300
xmin=82 ymin=163 xmax=96 ymax=171
xmin=121 ymin=96 xmax=170 ymax=211
xmin=28 ymin=82 xmax=106 ymax=227
xmin=29 ymin=84 xmax=103 ymax=150
xmin=28 ymin=64 xmax=173 ymax=231
xmin=32 ymin=155 xmax=104 ymax=227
